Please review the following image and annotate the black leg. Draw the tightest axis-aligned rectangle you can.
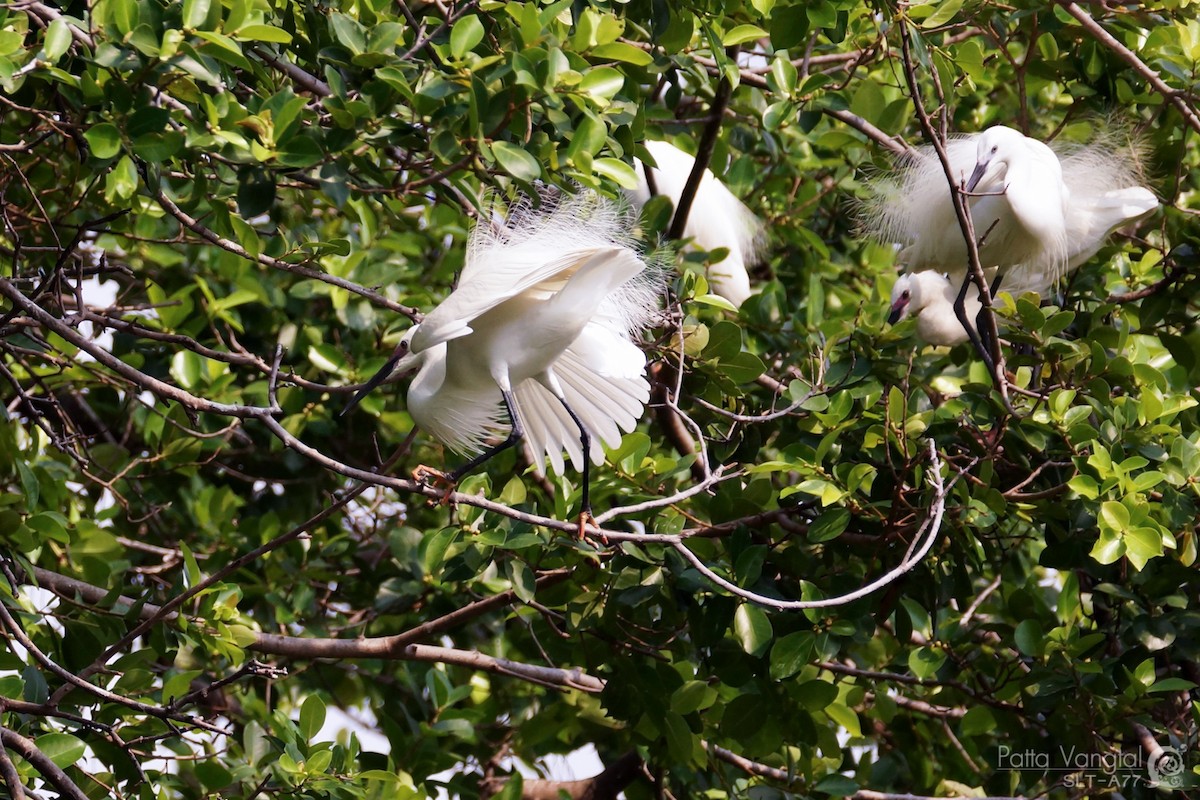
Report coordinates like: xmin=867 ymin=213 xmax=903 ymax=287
xmin=448 ymin=389 xmax=525 ymax=482
xmin=554 ymin=396 xmax=592 ymax=515
xmin=953 ymin=273 xmax=995 ymax=373
xmin=973 ymin=271 xmax=1006 ymax=360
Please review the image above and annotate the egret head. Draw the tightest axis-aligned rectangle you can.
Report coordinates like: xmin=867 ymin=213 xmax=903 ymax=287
xmin=887 ymin=271 xmax=951 ymax=325
xmin=887 ymin=273 xmax=918 ymax=325
xmin=340 ymin=327 xmax=422 ymax=416
xmin=966 ymin=126 xmax=1024 ymax=193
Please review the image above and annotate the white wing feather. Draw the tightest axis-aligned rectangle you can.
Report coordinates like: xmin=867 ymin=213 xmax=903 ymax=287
xmin=413 ymin=193 xmax=643 ymax=352
xmin=511 ymin=328 xmax=651 ymax=476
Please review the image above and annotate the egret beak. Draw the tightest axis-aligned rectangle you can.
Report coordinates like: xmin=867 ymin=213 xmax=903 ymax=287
xmin=340 ymin=341 xmax=407 ymax=417
xmin=965 ymin=159 xmax=989 ymax=193
xmin=887 ymin=297 xmax=908 ymax=325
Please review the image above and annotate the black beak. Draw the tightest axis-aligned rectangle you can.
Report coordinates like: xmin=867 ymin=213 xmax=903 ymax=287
xmin=340 ymin=343 xmax=406 ymax=417
xmin=886 ymin=300 xmax=907 ymax=326
xmin=965 ymin=160 xmax=988 ymax=193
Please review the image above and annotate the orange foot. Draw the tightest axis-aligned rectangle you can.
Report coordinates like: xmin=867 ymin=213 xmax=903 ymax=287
xmin=576 ymin=510 xmax=608 ymax=546
xmin=412 ymin=464 xmax=456 ymax=504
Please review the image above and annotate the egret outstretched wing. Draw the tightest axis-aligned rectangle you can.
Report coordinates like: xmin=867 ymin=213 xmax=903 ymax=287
xmin=511 ymin=326 xmax=651 ymax=475
xmin=414 ymin=192 xmax=642 ymax=352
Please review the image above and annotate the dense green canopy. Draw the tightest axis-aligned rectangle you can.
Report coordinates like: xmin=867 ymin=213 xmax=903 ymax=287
xmin=1 ymin=1 xmax=1199 ymax=798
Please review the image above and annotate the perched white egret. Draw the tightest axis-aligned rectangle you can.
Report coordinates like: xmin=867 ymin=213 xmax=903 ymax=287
xmin=630 ymin=139 xmax=765 ymax=307
xmin=868 ymin=125 xmax=1157 ymax=345
xmin=342 ymin=191 xmax=663 ymax=528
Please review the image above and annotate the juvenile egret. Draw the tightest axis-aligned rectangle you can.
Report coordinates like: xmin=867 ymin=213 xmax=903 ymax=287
xmin=631 ymin=139 xmax=765 ymax=307
xmin=867 ymin=125 xmax=1157 ymax=345
xmin=342 ymin=191 xmax=663 ymax=531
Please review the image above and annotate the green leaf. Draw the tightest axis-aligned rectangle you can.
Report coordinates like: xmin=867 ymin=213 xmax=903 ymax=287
xmin=770 ymin=631 xmax=815 ymax=679
xmin=234 ymin=24 xmax=293 ymax=43
xmin=42 ymin=18 xmax=72 ymax=62
xmin=660 ymin=711 xmax=693 ymax=764
xmin=908 ymin=646 xmax=945 ymax=679
xmin=592 ymin=157 xmax=638 ymax=189
xmin=808 ymin=507 xmax=850 ymax=543
xmin=35 ymin=733 xmax=86 ymax=768
xmin=1090 ymin=529 xmax=1125 ymax=565
xmin=450 ymin=15 xmax=485 ymax=58
xmin=722 ymin=24 xmax=768 ymax=46
xmin=578 ymin=66 xmax=625 ymax=104
xmin=733 ymin=603 xmax=772 ymax=656
xmin=85 ymin=123 xmax=122 ymax=160
xmin=922 ymin=0 xmax=965 ymax=29
xmin=505 ymin=559 xmax=535 ymax=603
xmin=1014 ymin=619 xmax=1043 ymax=657
xmin=491 ymin=141 xmax=542 ymax=182
xmin=589 ymin=42 xmax=653 ymax=65
xmin=298 ymin=694 xmax=326 ymax=740
xmin=1124 ymin=527 xmax=1164 ymax=570
xmin=814 ymin=775 xmax=860 ymax=797
xmin=670 ymin=681 xmax=716 ymax=715
xmin=25 ymin=512 xmax=69 ymax=543
xmin=182 ymin=0 xmax=212 ymax=30
xmin=105 ymin=155 xmax=138 ymax=202
xmin=15 ymin=459 xmax=38 ymax=510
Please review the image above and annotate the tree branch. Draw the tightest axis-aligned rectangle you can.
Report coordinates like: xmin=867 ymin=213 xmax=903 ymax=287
xmin=507 ymin=750 xmax=643 ymax=800
xmin=671 ymin=439 xmax=945 ymax=611
xmin=668 ymin=47 xmax=737 ymax=241
xmin=0 ymin=278 xmax=280 ymax=420
xmin=0 ymin=727 xmax=87 ymax=800
xmin=147 ymin=181 xmax=419 ymax=318
xmin=1058 ymin=2 xmax=1200 ymax=135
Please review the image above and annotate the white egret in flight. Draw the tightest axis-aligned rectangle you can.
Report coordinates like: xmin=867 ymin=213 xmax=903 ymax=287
xmin=867 ymin=125 xmax=1157 ymax=346
xmin=343 ymin=191 xmax=663 ymax=533
xmin=631 ymin=139 xmax=765 ymax=307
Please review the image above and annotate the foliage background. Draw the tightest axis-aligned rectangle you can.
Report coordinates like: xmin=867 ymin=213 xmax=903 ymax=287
xmin=1 ymin=0 xmax=1199 ymax=798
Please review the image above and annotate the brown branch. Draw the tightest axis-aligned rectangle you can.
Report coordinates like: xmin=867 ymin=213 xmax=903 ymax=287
xmin=0 ymin=727 xmax=87 ymax=800
xmin=1058 ymin=2 xmax=1200 ymax=135
xmin=705 ymin=741 xmax=799 ymax=784
xmin=507 ymin=751 xmax=643 ymax=800
xmin=668 ymin=47 xmax=738 ymax=240
xmin=248 ymin=45 xmax=331 ymax=96
xmin=0 ymin=733 xmax=26 ymax=800
xmin=0 ymin=278 xmax=280 ymax=419
xmin=896 ymin=19 xmax=1012 ymax=412
xmin=250 ymin=639 xmax=604 ymax=692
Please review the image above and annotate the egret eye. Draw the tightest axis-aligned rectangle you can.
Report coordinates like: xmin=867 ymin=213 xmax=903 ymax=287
xmin=901 ymin=290 xmax=911 ymax=300
xmin=990 ymin=145 xmax=999 ymax=155
xmin=399 ymin=339 xmax=410 ymax=352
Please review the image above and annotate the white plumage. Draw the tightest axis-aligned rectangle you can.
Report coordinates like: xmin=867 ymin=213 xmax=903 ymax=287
xmin=869 ymin=125 xmax=1157 ymax=345
xmin=344 ymin=191 xmax=662 ymax=490
xmin=630 ymin=139 xmax=765 ymax=307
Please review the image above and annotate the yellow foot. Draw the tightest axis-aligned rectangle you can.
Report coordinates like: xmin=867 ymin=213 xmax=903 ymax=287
xmin=412 ymin=465 xmax=456 ymax=504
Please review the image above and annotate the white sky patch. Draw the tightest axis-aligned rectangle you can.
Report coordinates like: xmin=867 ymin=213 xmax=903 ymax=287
xmin=75 ymin=276 xmax=120 ymax=362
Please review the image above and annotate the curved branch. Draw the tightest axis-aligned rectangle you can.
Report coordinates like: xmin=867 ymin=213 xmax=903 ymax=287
xmin=508 ymin=750 xmax=643 ymax=800
xmin=671 ymin=439 xmax=945 ymax=611
xmin=0 ymin=733 xmax=26 ymax=800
